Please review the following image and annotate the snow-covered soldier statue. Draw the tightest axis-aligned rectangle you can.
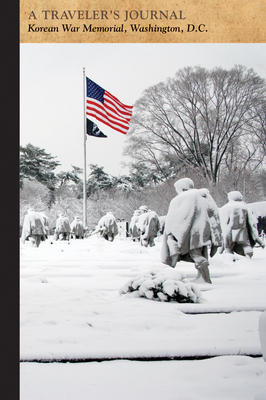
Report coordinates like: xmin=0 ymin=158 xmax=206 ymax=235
xmin=198 ymin=188 xmax=223 ymax=258
xmin=161 ymin=178 xmax=223 ymax=284
xmin=97 ymin=211 xmax=118 ymax=242
xmin=55 ymin=213 xmax=71 ymax=241
xmin=137 ymin=206 xmax=161 ymax=247
xmin=40 ymin=212 xmax=49 ymax=239
xmin=129 ymin=209 xmax=141 ymax=241
xmin=219 ymin=191 xmax=265 ymax=257
xmin=21 ymin=209 xmax=46 ymax=247
xmin=70 ymin=216 xmax=85 ymax=239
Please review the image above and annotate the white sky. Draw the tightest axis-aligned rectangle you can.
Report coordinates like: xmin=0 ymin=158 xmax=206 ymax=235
xmin=20 ymin=43 xmax=266 ymax=177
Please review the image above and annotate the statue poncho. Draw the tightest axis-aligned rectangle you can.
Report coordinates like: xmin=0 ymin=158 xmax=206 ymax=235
xmin=21 ymin=211 xmax=46 ymax=244
xmin=161 ymin=188 xmax=222 ymax=265
xmin=219 ymin=191 xmax=264 ymax=256
xmin=136 ymin=210 xmax=160 ymax=247
xmin=97 ymin=212 xmax=118 ymax=241
xmin=56 ymin=216 xmax=71 ymax=233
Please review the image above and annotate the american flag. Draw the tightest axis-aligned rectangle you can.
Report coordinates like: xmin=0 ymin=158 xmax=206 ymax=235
xmin=86 ymin=77 xmax=133 ymax=135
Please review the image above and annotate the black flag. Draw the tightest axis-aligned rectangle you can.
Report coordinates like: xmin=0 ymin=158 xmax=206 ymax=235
xmin=86 ymin=119 xmax=107 ymax=138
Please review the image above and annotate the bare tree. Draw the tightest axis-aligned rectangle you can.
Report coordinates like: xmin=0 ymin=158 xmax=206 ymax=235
xmin=248 ymin=103 xmax=266 ymax=158
xmin=124 ymin=65 xmax=266 ymax=185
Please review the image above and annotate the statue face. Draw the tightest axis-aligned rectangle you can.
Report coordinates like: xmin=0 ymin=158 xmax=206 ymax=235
xmin=175 ymin=187 xmax=188 ymax=195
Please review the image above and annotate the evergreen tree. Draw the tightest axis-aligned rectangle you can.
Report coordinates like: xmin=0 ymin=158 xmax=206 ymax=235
xmin=129 ymin=163 xmax=162 ymax=187
xmin=20 ymin=143 xmax=61 ymax=207
xmin=87 ymin=164 xmax=113 ymax=196
xmin=57 ymin=165 xmax=82 ymax=187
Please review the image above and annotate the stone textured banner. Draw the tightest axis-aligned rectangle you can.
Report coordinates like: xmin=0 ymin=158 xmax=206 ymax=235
xmin=20 ymin=0 xmax=266 ymax=43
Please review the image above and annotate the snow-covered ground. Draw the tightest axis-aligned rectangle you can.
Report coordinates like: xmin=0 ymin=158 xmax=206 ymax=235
xmin=20 ymin=234 xmax=266 ymax=399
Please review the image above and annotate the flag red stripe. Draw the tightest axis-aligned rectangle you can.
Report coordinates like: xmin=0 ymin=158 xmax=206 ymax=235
xmin=86 ymin=98 xmax=131 ymax=123
xmin=87 ymin=99 xmax=131 ymax=124
xmin=86 ymin=110 xmax=128 ymax=134
xmin=103 ymin=102 xmax=131 ymax=122
xmin=86 ymin=107 xmax=129 ymax=132
xmin=86 ymin=111 xmax=129 ymax=134
xmin=104 ymin=96 xmax=132 ymax=120
xmin=86 ymin=102 xmax=129 ymax=134
xmin=105 ymin=90 xmax=133 ymax=110
xmin=86 ymin=99 xmax=130 ymax=129
xmin=105 ymin=91 xmax=133 ymax=114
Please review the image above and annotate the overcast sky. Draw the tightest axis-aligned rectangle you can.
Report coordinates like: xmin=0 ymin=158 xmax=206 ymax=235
xmin=20 ymin=43 xmax=266 ymax=177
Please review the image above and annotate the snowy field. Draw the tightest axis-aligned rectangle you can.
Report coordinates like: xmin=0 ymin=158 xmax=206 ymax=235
xmin=20 ymin=234 xmax=266 ymax=399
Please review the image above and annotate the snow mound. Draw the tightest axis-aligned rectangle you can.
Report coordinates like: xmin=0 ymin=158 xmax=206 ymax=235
xmin=119 ymin=270 xmax=202 ymax=303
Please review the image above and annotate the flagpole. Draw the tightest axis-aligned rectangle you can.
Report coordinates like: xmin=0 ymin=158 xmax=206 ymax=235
xmin=83 ymin=67 xmax=87 ymax=227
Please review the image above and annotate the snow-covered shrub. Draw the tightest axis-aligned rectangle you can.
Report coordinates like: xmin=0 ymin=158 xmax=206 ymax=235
xmin=119 ymin=270 xmax=202 ymax=303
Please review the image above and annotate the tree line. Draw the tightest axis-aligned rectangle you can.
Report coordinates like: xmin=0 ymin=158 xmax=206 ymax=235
xmin=20 ymin=143 xmax=171 ymax=230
